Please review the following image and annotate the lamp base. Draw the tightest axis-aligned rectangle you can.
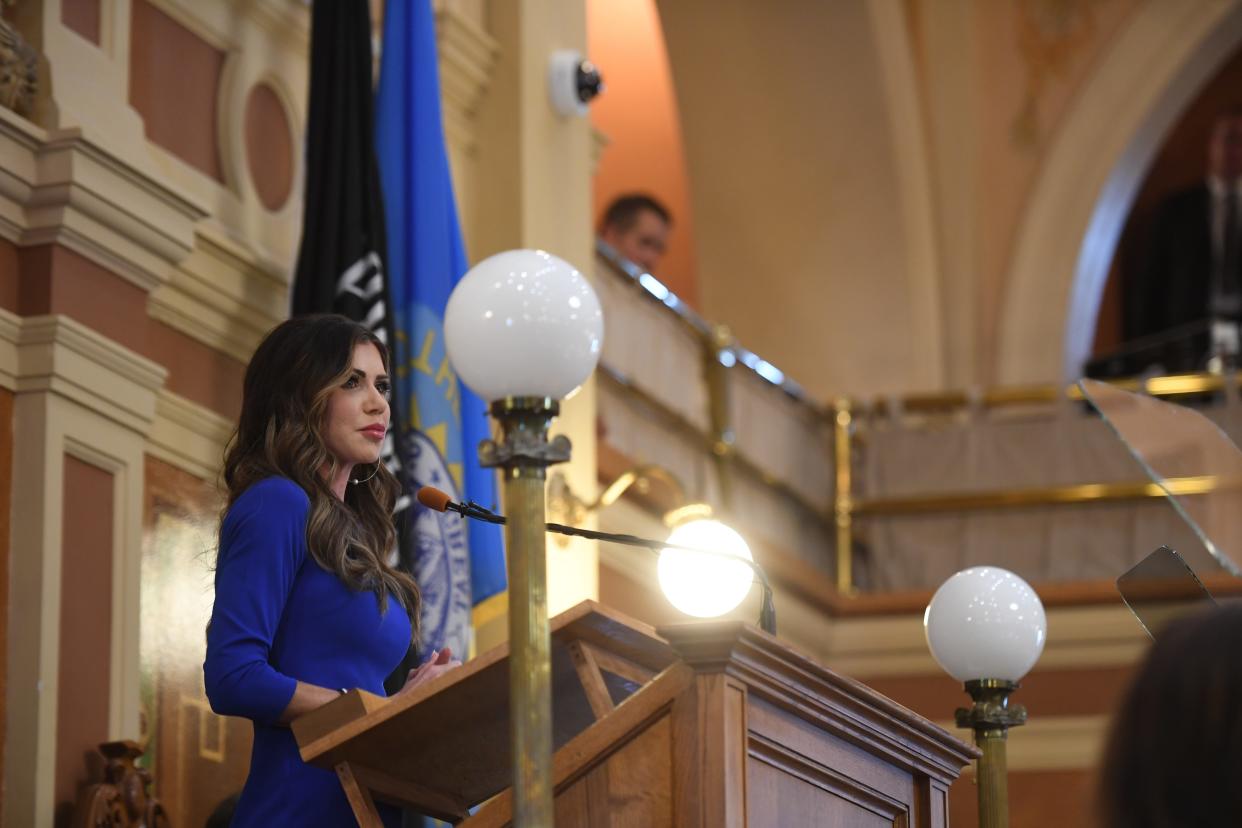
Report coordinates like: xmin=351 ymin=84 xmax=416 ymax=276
xmin=479 ymin=397 xmax=571 ymax=472
xmin=955 ymin=679 xmax=1027 ymax=732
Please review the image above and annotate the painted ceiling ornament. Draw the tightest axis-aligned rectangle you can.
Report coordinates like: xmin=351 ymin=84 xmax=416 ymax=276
xmin=1012 ymin=0 xmax=1108 ymax=150
xmin=0 ymin=8 xmax=36 ymax=116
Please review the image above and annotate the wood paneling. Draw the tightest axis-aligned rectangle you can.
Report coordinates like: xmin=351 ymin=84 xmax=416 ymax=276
xmin=296 ymin=603 xmax=683 ymax=823
xmin=129 ymin=0 xmax=225 ymax=182
xmin=299 ymin=605 xmax=972 ymax=827
xmin=554 ymin=715 xmax=673 ymax=826
xmin=55 ymin=456 xmax=114 ymax=827
xmin=747 ymin=697 xmax=913 ymax=808
xmin=748 ymin=755 xmax=894 ymax=827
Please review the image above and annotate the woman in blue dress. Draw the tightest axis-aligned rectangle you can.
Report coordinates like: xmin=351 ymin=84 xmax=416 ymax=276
xmin=204 ymin=315 xmax=458 ymax=827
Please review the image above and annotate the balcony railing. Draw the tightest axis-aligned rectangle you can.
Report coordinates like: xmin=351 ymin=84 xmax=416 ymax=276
xmin=591 ymin=241 xmax=1239 ymax=602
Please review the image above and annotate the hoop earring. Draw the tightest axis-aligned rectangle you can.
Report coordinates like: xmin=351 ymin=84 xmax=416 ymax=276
xmin=350 ymin=463 xmax=382 ymax=486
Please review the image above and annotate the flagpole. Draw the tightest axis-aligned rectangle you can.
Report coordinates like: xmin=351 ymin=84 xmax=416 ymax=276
xmin=479 ymin=397 xmax=569 ymax=827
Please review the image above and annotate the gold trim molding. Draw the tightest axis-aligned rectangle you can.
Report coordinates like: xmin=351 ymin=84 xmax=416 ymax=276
xmin=854 ymin=474 xmax=1232 ymax=515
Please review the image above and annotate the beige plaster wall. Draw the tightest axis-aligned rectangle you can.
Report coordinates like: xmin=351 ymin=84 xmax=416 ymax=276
xmin=653 ymin=0 xmax=1164 ymax=397
xmin=658 ymin=0 xmax=925 ymax=400
xmin=965 ymin=0 xmax=1139 ymax=384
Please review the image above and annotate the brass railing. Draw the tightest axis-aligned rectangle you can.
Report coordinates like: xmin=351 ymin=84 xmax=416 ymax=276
xmin=833 ymin=372 xmax=1242 ymax=592
xmin=595 ymin=365 xmax=830 ymax=526
xmin=595 ymin=242 xmax=1242 ymax=598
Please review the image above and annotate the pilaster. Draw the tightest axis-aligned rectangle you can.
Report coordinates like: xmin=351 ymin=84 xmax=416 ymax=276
xmin=3 ymin=312 xmax=165 ymax=828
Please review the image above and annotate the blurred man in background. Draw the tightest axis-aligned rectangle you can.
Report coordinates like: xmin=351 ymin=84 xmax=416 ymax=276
xmin=1120 ymin=108 xmax=1242 ymax=374
xmin=598 ymin=193 xmax=672 ymax=275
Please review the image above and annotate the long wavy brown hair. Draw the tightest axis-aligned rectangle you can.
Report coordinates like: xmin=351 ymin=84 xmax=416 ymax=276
xmin=220 ymin=314 xmax=420 ymax=637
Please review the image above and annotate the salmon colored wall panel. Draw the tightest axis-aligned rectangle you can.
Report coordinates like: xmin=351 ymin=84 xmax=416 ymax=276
xmin=147 ymin=320 xmax=245 ymax=422
xmin=244 ymin=83 xmax=295 ymax=212
xmin=54 ymin=456 xmax=114 ymax=824
xmin=129 ymin=0 xmax=225 ymax=182
xmin=0 ymin=390 xmax=13 ymax=803
xmin=865 ymin=665 xmax=1136 ymax=721
xmin=17 ymin=245 xmax=149 ymax=356
xmin=61 ymin=0 xmax=101 ymax=45
xmin=949 ymin=768 xmax=1098 ymax=828
xmin=11 ymin=243 xmax=246 ymax=421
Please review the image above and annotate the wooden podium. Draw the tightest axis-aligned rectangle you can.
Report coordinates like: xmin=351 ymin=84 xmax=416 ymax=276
xmin=292 ymin=601 xmax=976 ymax=827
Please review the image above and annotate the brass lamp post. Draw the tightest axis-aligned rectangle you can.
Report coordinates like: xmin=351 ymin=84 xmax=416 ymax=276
xmin=924 ymin=566 xmax=1047 ymax=828
xmin=445 ymin=250 xmax=604 ymax=827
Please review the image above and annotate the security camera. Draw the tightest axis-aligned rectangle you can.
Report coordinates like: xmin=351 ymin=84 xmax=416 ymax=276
xmin=549 ymin=50 xmax=604 ymax=117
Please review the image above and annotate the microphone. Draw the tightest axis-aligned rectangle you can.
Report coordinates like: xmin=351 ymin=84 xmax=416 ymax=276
xmin=416 ymin=486 xmax=777 ymax=634
xmin=415 ymin=486 xmax=505 ymax=524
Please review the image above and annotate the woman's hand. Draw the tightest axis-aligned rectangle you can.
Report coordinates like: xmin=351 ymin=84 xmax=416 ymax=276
xmin=395 ymin=646 xmax=461 ymax=697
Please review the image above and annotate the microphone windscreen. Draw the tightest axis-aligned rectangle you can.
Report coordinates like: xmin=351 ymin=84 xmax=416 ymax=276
xmin=416 ymin=486 xmax=452 ymax=513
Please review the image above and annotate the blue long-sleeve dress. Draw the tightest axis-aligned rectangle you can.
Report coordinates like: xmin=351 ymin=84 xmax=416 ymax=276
xmin=204 ymin=477 xmax=411 ymax=827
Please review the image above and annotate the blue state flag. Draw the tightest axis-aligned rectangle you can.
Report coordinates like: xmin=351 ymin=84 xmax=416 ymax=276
xmin=375 ymin=0 xmax=506 ymax=661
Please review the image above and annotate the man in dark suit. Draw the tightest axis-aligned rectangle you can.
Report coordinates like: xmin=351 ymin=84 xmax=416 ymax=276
xmin=1121 ymin=109 xmax=1242 ymax=374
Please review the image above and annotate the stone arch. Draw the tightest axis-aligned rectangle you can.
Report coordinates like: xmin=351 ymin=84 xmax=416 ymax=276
xmin=997 ymin=1 xmax=1242 ymax=384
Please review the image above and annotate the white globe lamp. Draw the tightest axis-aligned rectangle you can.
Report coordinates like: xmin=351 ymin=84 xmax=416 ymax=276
xmin=924 ymin=566 xmax=1046 ymax=828
xmin=445 ymin=248 xmax=603 ymax=402
xmin=657 ymin=519 xmax=755 ymax=618
xmin=924 ymin=565 xmax=1046 ymax=682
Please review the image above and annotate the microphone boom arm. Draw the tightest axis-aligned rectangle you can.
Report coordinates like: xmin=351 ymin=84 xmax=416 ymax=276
xmin=546 ymin=521 xmax=777 ymax=636
xmin=419 ymin=487 xmax=776 ymax=634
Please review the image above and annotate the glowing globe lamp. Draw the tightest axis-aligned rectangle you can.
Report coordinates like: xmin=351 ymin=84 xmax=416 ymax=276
xmin=658 ymin=519 xmax=755 ymax=618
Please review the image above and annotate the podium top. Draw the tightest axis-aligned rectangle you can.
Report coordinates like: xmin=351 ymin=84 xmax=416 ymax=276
xmin=291 ymin=600 xmax=677 ymax=815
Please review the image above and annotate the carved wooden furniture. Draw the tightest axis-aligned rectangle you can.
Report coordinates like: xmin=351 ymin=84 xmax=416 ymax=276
xmin=72 ymin=740 xmax=171 ymax=828
xmin=292 ymin=601 xmax=977 ymax=827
